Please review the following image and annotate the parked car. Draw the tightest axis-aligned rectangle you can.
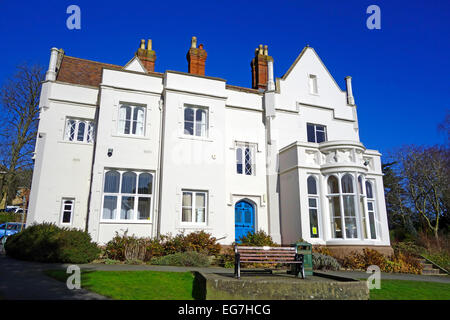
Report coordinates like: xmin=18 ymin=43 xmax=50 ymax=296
xmin=5 ymin=206 xmax=24 ymax=214
xmin=0 ymin=222 xmax=25 ymax=244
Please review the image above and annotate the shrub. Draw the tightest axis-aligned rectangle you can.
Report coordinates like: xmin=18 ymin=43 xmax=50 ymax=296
xmin=312 ymin=253 xmax=341 ymax=271
xmin=5 ymin=223 xmax=99 ymax=263
xmin=0 ymin=212 xmax=22 ymax=224
xmin=312 ymin=245 xmax=333 ymax=256
xmin=150 ymin=251 xmax=211 ymax=267
xmin=161 ymin=231 xmax=221 ymax=256
xmin=103 ymin=230 xmax=221 ymax=262
xmin=238 ymin=230 xmax=277 ymax=247
xmin=216 ymin=247 xmax=235 ymax=268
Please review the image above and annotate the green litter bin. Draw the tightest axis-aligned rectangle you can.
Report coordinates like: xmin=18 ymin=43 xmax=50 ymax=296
xmin=294 ymin=242 xmax=313 ymax=276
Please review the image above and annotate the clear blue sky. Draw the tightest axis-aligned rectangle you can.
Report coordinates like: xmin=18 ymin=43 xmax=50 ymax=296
xmin=0 ymin=0 xmax=448 ymax=156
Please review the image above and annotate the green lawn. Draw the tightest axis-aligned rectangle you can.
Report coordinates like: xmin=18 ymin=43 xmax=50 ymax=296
xmin=44 ymin=270 xmax=196 ymax=300
xmin=369 ymin=279 xmax=450 ymax=300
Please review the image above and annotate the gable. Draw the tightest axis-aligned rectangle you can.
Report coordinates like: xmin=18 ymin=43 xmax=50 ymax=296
xmin=123 ymin=56 xmax=147 ymax=73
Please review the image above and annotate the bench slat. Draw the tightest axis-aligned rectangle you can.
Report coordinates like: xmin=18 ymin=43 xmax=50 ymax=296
xmin=240 ymin=261 xmax=303 ymax=264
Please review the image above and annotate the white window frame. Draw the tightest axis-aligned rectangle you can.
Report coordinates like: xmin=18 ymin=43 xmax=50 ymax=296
xmin=365 ymin=180 xmax=378 ymax=240
xmin=118 ymin=104 xmax=146 ymax=137
xmin=60 ymin=198 xmax=74 ymax=225
xmin=307 ymin=123 xmax=327 ymax=143
xmin=101 ymin=169 xmax=154 ymax=223
xmin=309 ymin=74 xmax=318 ymax=95
xmin=181 ymin=190 xmax=208 ymax=226
xmin=183 ymin=105 xmax=209 ymax=138
xmin=235 ymin=142 xmax=256 ymax=176
xmin=327 ymin=173 xmax=360 ymax=240
xmin=64 ymin=118 xmax=95 ymax=143
xmin=307 ymin=175 xmax=321 ymax=239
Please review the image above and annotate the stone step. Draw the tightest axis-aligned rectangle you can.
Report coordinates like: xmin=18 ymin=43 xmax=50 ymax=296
xmin=423 ymin=263 xmax=433 ymax=269
xmin=422 ymin=269 xmax=440 ymax=275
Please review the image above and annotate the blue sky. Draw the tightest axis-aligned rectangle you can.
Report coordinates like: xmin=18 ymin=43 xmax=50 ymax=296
xmin=0 ymin=0 xmax=448 ymax=156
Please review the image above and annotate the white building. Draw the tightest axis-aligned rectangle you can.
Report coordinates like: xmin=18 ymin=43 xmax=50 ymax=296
xmin=27 ymin=37 xmax=392 ymax=255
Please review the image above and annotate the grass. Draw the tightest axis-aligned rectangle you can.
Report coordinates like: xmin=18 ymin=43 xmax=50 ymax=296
xmin=44 ymin=270 xmax=196 ymax=300
xmin=369 ymin=279 xmax=450 ymax=300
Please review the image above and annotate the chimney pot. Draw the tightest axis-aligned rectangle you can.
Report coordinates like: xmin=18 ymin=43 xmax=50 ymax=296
xmin=140 ymin=39 xmax=145 ymax=49
xmin=147 ymin=39 xmax=152 ymax=50
xmin=199 ymin=44 xmax=204 ymax=49
xmin=191 ymin=36 xmax=197 ymax=48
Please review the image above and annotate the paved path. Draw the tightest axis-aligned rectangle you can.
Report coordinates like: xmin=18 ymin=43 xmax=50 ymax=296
xmin=320 ymin=270 xmax=450 ymax=284
xmin=1 ymin=254 xmax=449 ymax=300
xmin=0 ymin=255 xmax=107 ymax=300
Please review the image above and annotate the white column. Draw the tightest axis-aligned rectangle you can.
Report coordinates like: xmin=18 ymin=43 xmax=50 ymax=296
xmin=45 ymin=48 xmax=59 ymax=81
xmin=345 ymin=76 xmax=355 ymax=105
xmin=267 ymin=60 xmax=275 ymax=91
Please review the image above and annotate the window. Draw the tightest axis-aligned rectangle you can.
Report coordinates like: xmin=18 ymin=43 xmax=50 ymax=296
xmin=102 ymin=170 xmax=153 ymax=221
xmin=236 ymin=143 xmax=256 ymax=175
xmin=307 ymin=176 xmax=320 ymax=238
xmin=184 ymin=106 xmax=208 ymax=137
xmin=182 ymin=190 xmax=207 ymax=224
xmin=309 ymin=74 xmax=318 ymax=94
xmin=307 ymin=123 xmax=327 ymax=143
xmin=118 ymin=105 xmax=145 ymax=136
xmin=65 ymin=118 xmax=95 ymax=143
xmin=60 ymin=199 xmax=74 ymax=225
xmin=366 ymin=181 xmax=377 ymax=239
xmin=328 ymin=173 xmax=359 ymax=239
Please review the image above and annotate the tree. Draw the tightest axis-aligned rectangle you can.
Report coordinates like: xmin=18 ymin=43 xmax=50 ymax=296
xmin=0 ymin=64 xmax=44 ymax=207
xmin=382 ymin=161 xmax=416 ymax=240
xmin=393 ymin=145 xmax=449 ymax=243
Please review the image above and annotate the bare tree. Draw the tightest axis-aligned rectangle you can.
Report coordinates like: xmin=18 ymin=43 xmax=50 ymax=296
xmin=394 ymin=145 xmax=449 ymax=243
xmin=0 ymin=64 xmax=44 ymax=207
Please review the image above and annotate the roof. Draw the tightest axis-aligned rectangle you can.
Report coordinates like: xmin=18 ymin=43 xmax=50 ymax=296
xmin=56 ymin=55 xmax=122 ymax=87
xmin=55 ymin=53 xmax=260 ymax=94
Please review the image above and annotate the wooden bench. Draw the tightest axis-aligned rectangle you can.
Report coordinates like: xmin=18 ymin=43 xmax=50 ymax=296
xmin=234 ymin=245 xmax=305 ymax=279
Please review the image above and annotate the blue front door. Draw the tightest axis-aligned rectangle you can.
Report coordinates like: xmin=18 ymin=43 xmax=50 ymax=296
xmin=235 ymin=200 xmax=255 ymax=242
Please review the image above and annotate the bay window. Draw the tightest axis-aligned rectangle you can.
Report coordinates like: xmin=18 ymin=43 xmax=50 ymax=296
xmin=328 ymin=173 xmax=358 ymax=239
xmin=102 ymin=169 xmax=153 ymax=221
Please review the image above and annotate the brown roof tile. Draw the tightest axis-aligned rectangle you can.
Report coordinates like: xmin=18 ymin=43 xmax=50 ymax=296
xmin=56 ymin=55 xmax=122 ymax=87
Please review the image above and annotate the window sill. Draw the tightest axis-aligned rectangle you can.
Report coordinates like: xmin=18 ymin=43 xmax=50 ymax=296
xmin=100 ymin=220 xmax=152 ymax=224
xmin=58 ymin=140 xmax=93 ymax=146
xmin=111 ymin=134 xmax=150 ymax=141
xmin=179 ymin=135 xmax=213 ymax=142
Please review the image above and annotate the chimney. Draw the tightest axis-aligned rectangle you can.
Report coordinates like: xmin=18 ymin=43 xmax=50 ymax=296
xmin=45 ymin=47 xmax=60 ymax=81
xmin=251 ymin=44 xmax=273 ymax=90
xmin=186 ymin=37 xmax=207 ymax=75
xmin=345 ymin=76 xmax=355 ymax=105
xmin=136 ymin=39 xmax=156 ymax=73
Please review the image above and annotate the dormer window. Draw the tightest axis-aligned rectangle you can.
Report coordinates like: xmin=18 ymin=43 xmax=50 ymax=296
xmin=309 ymin=74 xmax=318 ymax=94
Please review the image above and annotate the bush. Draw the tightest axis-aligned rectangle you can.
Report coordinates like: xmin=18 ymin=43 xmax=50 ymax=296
xmin=238 ymin=230 xmax=277 ymax=246
xmin=312 ymin=246 xmax=333 ymax=256
xmin=339 ymin=248 xmax=423 ymax=274
xmin=103 ymin=230 xmax=221 ymax=262
xmin=150 ymin=251 xmax=211 ymax=267
xmin=161 ymin=231 xmax=221 ymax=256
xmin=5 ymin=223 xmax=100 ymax=263
xmin=312 ymin=253 xmax=341 ymax=271
xmin=0 ymin=212 xmax=22 ymax=224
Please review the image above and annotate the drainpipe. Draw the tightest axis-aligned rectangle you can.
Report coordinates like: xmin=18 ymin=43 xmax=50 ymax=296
xmin=154 ymin=98 xmax=165 ymax=238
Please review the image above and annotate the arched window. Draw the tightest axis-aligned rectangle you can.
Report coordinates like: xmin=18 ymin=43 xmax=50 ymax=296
xmin=184 ymin=107 xmax=194 ymax=135
xmin=366 ymin=181 xmax=373 ymax=199
xmin=328 ymin=176 xmax=339 ymax=194
xmin=307 ymin=176 xmax=317 ymax=195
xmin=119 ymin=105 xmax=131 ymax=134
xmin=328 ymin=173 xmax=359 ymax=239
xmin=104 ymin=171 xmax=120 ymax=193
xmin=358 ymin=176 xmax=363 ymax=194
xmin=65 ymin=118 xmax=95 ymax=143
xmin=307 ymin=176 xmax=320 ymax=238
xmin=195 ymin=109 xmax=207 ymax=137
xmin=132 ymin=107 xmax=145 ymax=135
